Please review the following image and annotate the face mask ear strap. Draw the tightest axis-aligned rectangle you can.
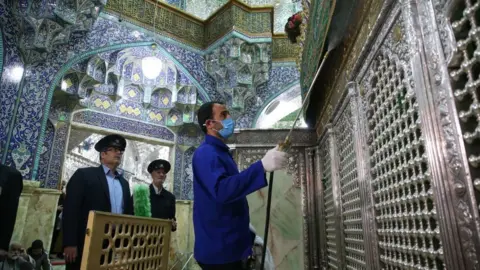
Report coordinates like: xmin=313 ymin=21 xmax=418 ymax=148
xmin=204 ymin=119 xmax=223 ymax=128
xmin=203 ymin=119 xmax=215 ymax=127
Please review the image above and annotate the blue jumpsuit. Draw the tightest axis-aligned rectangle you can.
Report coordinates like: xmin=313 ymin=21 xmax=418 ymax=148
xmin=192 ymin=135 xmax=267 ymax=265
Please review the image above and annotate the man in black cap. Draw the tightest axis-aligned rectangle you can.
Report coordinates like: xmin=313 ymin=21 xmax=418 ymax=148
xmin=62 ymin=134 xmax=134 ymax=270
xmin=146 ymin=159 xmax=177 ymax=231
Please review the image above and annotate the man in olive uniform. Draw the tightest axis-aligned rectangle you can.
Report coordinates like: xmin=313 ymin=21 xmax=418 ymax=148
xmin=63 ymin=134 xmax=134 ymax=270
xmin=147 ymin=159 xmax=177 ymax=231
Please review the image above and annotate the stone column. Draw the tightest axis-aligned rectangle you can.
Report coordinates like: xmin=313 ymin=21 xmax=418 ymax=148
xmin=11 ymin=180 xmax=61 ymax=252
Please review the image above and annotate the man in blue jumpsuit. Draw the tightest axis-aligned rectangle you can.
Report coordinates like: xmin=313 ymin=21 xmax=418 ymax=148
xmin=193 ymin=101 xmax=288 ymax=270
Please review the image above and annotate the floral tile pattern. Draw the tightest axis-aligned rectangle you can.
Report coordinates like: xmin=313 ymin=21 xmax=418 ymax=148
xmin=72 ymin=111 xmax=176 ymax=141
xmin=236 ymin=65 xmax=300 ymax=128
xmin=0 ymin=1 xmax=24 ymax=163
xmin=0 ymin=2 xmax=300 ymax=194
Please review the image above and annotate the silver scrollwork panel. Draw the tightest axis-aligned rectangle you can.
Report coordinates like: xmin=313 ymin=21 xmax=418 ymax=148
xmin=306 ymin=147 xmax=320 ymax=269
xmin=329 ymin=124 xmax=346 ymax=270
xmin=318 ymin=127 xmax=344 ymax=269
xmin=421 ymin=0 xmax=480 ymax=268
xmin=314 ymin=144 xmax=327 ymax=270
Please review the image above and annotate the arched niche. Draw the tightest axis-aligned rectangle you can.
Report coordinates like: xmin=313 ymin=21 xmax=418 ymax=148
xmin=122 ymin=84 xmax=143 ymax=103
xmin=177 ymin=86 xmax=197 ymax=105
xmin=106 ymin=72 xmax=119 ymax=95
xmin=239 ymin=43 xmax=260 ymax=64
xmin=151 ymin=88 xmax=173 ymax=108
xmin=60 ymin=72 xmax=81 ymax=94
xmin=37 ymin=42 xmax=209 ymax=188
xmin=54 ymin=109 xmax=177 ymax=190
xmin=182 ymin=105 xmax=195 ymax=124
xmin=253 ymin=83 xmax=308 ymax=129
xmin=87 ymin=56 xmax=107 ymax=84
xmin=166 ymin=108 xmax=184 ymax=128
xmin=61 ymin=118 xmax=176 ymax=192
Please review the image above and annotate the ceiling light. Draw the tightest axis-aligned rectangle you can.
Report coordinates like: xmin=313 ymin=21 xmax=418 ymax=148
xmin=142 ymin=56 xmax=163 ymax=80
xmin=61 ymin=80 xmax=68 ymax=90
xmin=9 ymin=66 xmax=24 ymax=83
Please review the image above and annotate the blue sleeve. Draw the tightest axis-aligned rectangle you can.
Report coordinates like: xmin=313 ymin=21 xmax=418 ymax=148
xmin=193 ymin=150 xmax=267 ymax=204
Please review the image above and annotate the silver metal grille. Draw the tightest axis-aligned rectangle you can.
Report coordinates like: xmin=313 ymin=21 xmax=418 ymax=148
xmin=320 ymin=136 xmax=338 ymax=269
xmin=449 ymin=0 xmax=480 ymax=218
xmin=366 ymin=51 xmax=443 ymax=269
xmin=335 ymin=105 xmax=366 ymax=269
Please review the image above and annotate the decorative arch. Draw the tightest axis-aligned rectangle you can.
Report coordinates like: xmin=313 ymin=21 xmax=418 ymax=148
xmin=123 ymin=84 xmax=143 ymax=103
xmin=252 ymin=80 xmax=300 ymax=128
xmin=177 ymin=85 xmax=197 ymax=105
xmin=70 ymin=109 xmax=176 ymax=142
xmin=152 ymin=87 xmax=173 ymax=108
xmin=59 ymin=117 xmax=175 ymax=189
xmin=87 ymin=56 xmax=107 ymax=83
xmin=32 ymin=41 xmax=209 ymax=179
xmin=166 ymin=108 xmax=183 ymax=127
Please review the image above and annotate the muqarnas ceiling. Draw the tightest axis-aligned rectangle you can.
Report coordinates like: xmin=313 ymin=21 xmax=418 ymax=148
xmin=205 ymin=38 xmax=270 ymax=112
xmin=53 ymin=46 xmax=202 ymax=132
xmin=11 ymin=0 xmax=107 ymax=64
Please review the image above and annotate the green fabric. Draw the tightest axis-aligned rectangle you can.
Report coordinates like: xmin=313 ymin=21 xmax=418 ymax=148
xmin=133 ymin=184 xmax=152 ymax=217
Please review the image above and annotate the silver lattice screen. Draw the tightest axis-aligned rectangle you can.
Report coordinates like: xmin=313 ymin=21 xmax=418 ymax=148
xmin=305 ymin=0 xmax=480 ymax=269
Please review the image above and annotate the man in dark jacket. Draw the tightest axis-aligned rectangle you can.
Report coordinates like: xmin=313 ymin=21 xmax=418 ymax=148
xmin=0 ymin=164 xmax=23 ymax=258
xmin=62 ymin=134 xmax=134 ymax=270
xmin=147 ymin=159 xmax=177 ymax=231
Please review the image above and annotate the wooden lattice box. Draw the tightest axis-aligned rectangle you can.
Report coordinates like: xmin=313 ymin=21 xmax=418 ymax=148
xmin=81 ymin=211 xmax=172 ymax=270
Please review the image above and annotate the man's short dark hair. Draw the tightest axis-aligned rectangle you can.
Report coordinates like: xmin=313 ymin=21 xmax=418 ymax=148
xmin=197 ymin=101 xmax=224 ymax=134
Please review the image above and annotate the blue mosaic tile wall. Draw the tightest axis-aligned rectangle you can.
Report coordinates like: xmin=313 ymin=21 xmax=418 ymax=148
xmin=173 ymin=145 xmax=183 ymax=198
xmin=0 ymin=3 xmax=300 ymax=195
xmin=44 ymin=122 xmax=69 ymax=188
xmin=72 ymin=110 xmax=176 ymax=141
xmin=172 ymin=144 xmax=198 ymax=200
xmin=0 ymin=2 xmax=24 ymax=162
xmin=236 ymin=65 xmax=300 ymax=128
xmin=0 ymin=5 xmax=213 ymax=179
xmin=36 ymin=121 xmax=55 ymax=183
xmin=181 ymin=147 xmax=196 ymax=200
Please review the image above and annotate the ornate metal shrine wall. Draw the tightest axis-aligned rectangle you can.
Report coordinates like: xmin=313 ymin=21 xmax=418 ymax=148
xmin=302 ymin=0 xmax=480 ymax=269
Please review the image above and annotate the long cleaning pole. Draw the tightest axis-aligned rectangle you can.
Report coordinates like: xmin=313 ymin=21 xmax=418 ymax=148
xmin=259 ymin=50 xmax=332 ymax=270
xmin=259 ymin=0 xmax=357 ymax=267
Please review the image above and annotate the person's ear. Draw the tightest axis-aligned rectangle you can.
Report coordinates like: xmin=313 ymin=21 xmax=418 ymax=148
xmin=205 ymin=119 xmax=213 ymax=129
